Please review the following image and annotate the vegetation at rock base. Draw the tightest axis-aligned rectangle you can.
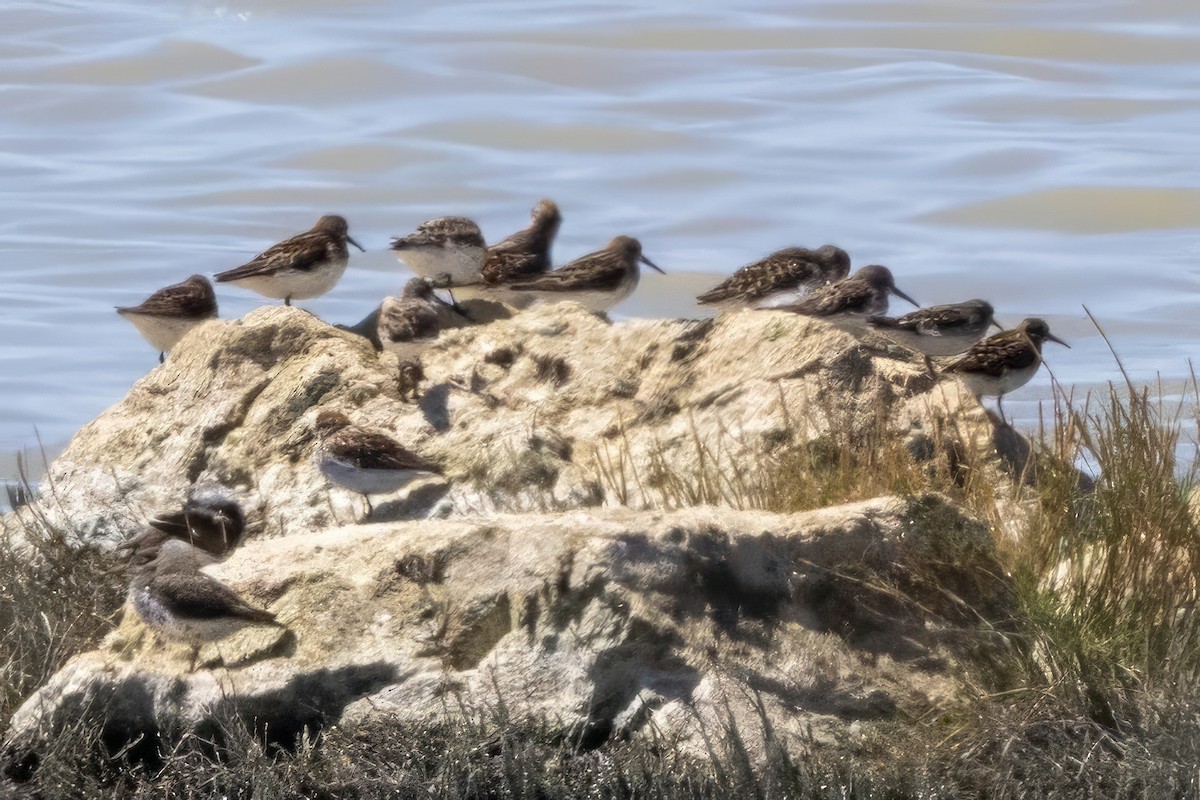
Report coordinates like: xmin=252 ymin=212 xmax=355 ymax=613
xmin=5 ymin=355 xmax=1200 ymax=796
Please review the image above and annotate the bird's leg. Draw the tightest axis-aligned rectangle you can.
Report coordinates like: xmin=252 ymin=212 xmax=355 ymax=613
xmin=996 ymin=395 xmax=1008 ymax=428
xmin=285 ymin=296 xmax=292 ymax=307
xmin=159 ymin=352 xmax=165 ymax=365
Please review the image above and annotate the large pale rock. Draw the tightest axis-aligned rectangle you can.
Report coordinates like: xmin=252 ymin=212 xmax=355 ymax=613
xmin=16 ymin=303 xmax=1016 ymax=545
xmin=5 ymin=494 xmax=1012 ymax=762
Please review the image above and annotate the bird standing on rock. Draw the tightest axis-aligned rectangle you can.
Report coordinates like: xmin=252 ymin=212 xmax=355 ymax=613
xmin=482 ymin=198 xmax=562 ymax=284
xmin=504 ymin=235 xmax=664 ymax=314
xmin=866 ymin=299 xmax=999 ymax=370
xmin=781 ymin=265 xmax=917 ymax=319
xmin=697 ymin=245 xmax=851 ymax=310
xmin=313 ymin=410 xmax=443 ymax=517
xmin=943 ymin=317 xmax=1069 ymax=424
xmin=390 ymin=216 xmax=487 ymax=286
xmin=124 ymin=492 xmax=281 ymax=672
xmin=116 ymin=274 xmax=218 ymax=363
xmin=215 ymin=215 xmax=364 ymax=306
xmin=376 ymin=278 xmax=444 ymax=351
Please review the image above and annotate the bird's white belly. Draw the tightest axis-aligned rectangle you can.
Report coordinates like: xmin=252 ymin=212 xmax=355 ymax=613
xmin=319 ymin=457 xmax=428 ymax=495
xmin=397 ymin=246 xmax=485 ymax=283
xmin=232 ymin=257 xmax=348 ymax=300
xmin=119 ymin=313 xmax=212 ymax=353
xmin=958 ymin=362 xmax=1041 ymax=397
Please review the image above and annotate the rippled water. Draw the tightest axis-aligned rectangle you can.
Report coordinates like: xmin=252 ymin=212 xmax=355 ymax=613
xmin=2 ymin=0 xmax=1199 ymax=484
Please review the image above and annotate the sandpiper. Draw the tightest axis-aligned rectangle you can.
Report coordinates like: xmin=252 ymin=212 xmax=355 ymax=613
xmin=116 ymin=274 xmax=217 ymax=363
xmin=390 ymin=216 xmax=487 ymax=285
xmin=313 ymin=410 xmax=442 ymax=515
xmin=214 ymin=214 xmax=364 ymax=305
xmin=376 ymin=278 xmax=444 ymax=351
xmin=943 ymin=317 xmax=1069 ymax=423
xmin=126 ymin=527 xmax=281 ymax=671
xmin=866 ymin=299 xmax=998 ymax=358
xmin=481 ymin=198 xmax=561 ymax=284
xmin=781 ymin=265 xmax=917 ymax=318
xmin=696 ymin=245 xmax=851 ymax=310
xmin=129 ymin=567 xmax=282 ymax=671
xmin=122 ymin=488 xmax=248 ymax=579
xmin=503 ymin=235 xmax=664 ymax=313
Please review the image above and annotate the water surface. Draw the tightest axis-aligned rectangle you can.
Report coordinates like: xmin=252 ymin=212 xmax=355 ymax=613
xmin=2 ymin=0 xmax=1199 ymax=483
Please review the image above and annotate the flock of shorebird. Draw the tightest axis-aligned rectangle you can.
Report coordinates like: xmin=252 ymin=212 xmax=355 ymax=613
xmin=115 ymin=199 xmax=1068 ymax=411
xmin=114 ymin=199 xmax=1069 ymax=669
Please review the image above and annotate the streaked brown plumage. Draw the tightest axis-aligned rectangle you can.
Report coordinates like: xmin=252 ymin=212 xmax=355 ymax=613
xmin=389 ymin=216 xmax=487 ymax=285
xmin=377 ymin=278 xmax=442 ymax=348
xmin=781 ymin=265 xmax=917 ymax=318
xmin=697 ymin=245 xmax=850 ymax=308
xmin=215 ymin=215 xmax=364 ymax=305
xmin=314 ymin=411 xmax=440 ymax=474
xmin=314 ymin=410 xmax=442 ymax=516
xmin=481 ymin=199 xmax=562 ymax=284
xmin=116 ymin=275 xmax=218 ymax=361
xmin=117 ymin=274 xmax=217 ymax=319
xmin=944 ymin=317 xmax=1069 ymax=422
xmin=506 ymin=235 xmax=664 ymax=313
xmin=866 ymin=299 xmax=997 ymax=357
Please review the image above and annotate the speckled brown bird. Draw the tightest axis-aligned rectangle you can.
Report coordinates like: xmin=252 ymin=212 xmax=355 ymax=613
xmin=505 ymin=235 xmax=664 ymax=313
xmin=390 ymin=216 xmax=487 ymax=285
xmin=697 ymin=245 xmax=850 ymax=310
xmin=376 ymin=278 xmax=443 ymax=351
xmin=781 ymin=265 xmax=917 ymax=318
xmin=867 ymin=299 xmax=998 ymax=357
xmin=943 ymin=317 xmax=1069 ymax=422
xmin=481 ymin=198 xmax=561 ymax=284
xmin=313 ymin=410 xmax=442 ymax=514
xmin=215 ymin=215 xmax=364 ymax=305
xmin=117 ymin=274 xmax=217 ymax=363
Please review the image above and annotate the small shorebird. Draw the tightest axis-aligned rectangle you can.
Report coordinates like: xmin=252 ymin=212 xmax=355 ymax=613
xmin=116 ymin=274 xmax=217 ymax=363
xmin=376 ymin=278 xmax=444 ymax=351
xmin=481 ymin=198 xmax=561 ymax=284
xmin=781 ymin=265 xmax=917 ymax=318
xmin=448 ymin=199 xmax=563 ymax=309
xmin=503 ymin=235 xmax=664 ymax=313
xmin=215 ymin=215 xmax=364 ymax=305
xmin=126 ymin=529 xmax=281 ymax=671
xmin=866 ymin=299 xmax=998 ymax=359
xmin=313 ymin=410 xmax=442 ymax=515
xmin=122 ymin=488 xmax=248 ymax=578
xmin=336 ymin=278 xmax=462 ymax=351
xmin=943 ymin=317 xmax=1069 ymax=423
xmin=129 ymin=571 xmax=282 ymax=671
xmin=390 ymin=216 xmax=487 ymax=285
xmin=697 ymin=245 xmax=851 ymax=310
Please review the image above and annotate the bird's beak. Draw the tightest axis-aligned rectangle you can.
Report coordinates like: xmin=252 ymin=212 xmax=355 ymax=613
xmin=640 ymin=255 xmax=666 ymax=274
xmin=1047 ymin=332 xmax=1070 ymax=348
xmin=148 ymin=510 xmax=188 ymax=535
xmin=347 ymin=235 xmax=366 ymax=253
xmin=989 ymin=318 xmax=1005 ymax=331
xmin=891 ymin=286 xmax=919 ymax=308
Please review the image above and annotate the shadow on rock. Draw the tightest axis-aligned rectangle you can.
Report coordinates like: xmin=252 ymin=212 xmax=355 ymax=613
xmin=3 ymin=662 xmax=406 ymax=783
